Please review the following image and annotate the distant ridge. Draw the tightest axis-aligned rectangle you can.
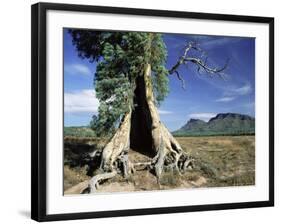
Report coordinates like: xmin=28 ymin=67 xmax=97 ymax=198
xmin=173 ymin=113 xmax=255 ymax=136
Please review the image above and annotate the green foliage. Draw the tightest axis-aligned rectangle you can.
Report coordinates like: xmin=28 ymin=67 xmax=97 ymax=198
xmin=151 ymin=34 xmax=169 ymax=104
xmin=89 ymin=115 xmax=98 ymax=131
xmin=152 ymin=65 xmax=169 ymax=105
xmin=69 ymin=30 xmax=169 ymax=136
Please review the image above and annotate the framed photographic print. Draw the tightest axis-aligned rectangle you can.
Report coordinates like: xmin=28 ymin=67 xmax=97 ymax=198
xmin=31 ymin=2 xmax=274 ymax=222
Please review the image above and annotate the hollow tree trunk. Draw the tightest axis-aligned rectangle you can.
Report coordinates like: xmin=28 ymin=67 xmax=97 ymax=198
xmin=89 ymin=64 xmax=193 ymax=192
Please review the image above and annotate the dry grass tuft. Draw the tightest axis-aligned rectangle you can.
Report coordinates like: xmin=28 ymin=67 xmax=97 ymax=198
xmin=159 ymin=171 xmax=182 ymax=187
xmin=64 ymin=165 xmax=90 ymax=191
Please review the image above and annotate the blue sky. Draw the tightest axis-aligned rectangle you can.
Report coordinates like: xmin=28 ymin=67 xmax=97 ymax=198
xmin=64 ymin=29 xmax=255 ymax=131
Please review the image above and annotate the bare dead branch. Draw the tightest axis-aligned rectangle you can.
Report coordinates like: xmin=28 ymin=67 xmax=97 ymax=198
xmin=183 ymin=57 xmax=229 ymax=74
xmin=168 ymin=41 xmax=229 ymax=87
xmin=174 ymin=70 xmax=186 ymax=89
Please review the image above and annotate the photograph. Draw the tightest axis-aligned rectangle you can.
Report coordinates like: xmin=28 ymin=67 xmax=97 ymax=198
xmin=63 ymin=28 xmax=256 ymax=195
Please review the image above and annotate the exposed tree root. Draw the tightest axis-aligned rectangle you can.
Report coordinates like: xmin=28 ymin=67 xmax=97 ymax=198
xmin=89 ymin=171 xmax=117 ymax=193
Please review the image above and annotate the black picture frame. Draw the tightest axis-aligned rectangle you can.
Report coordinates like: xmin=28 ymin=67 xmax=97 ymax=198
xmin=31 ymin=2 xmax=274 ymax=222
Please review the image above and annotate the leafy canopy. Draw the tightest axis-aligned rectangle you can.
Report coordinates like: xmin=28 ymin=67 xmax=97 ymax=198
xmin=69 ymin=29 xmax=169 ymax=136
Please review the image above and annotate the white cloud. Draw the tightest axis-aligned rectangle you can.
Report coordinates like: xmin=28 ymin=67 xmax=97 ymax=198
xmin=64 ymin=91 xmax=173 ymax=115
xmin=158 ymin=110 xmax=173 ymax=115
xmin=216 ymin=84 xmax=252 ymax=103
xmin=65 ymin=89 xmax=99 ymax=113
xmin=188 ymin=113 xmax=216 ymax=122
xmin=224 ymin=84 xmax=252 ymax=96
xmin=231 ymin=84 xmax=252 ymax=96
xmin=215 ymin=96 xmax=235 ymax=102
xmin=64 ymin=64 xmax=92 ymax=76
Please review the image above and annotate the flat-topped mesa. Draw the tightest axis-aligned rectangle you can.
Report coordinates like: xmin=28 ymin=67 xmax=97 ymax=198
xmin=209 ymin=113 xmax=254 ymax=122
xmin=173 ymin=113 xmax=255 ymax=136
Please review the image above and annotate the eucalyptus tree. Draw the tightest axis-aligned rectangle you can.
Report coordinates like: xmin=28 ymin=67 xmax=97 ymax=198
xmin=69 ymin=30 xmax=228 ymax=192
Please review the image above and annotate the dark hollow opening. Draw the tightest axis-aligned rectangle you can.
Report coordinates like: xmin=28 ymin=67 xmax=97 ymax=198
xmin=130 ymin=75 xmax=156 ymax=158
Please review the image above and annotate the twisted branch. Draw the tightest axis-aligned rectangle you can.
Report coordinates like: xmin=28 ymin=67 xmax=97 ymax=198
xmin=168 ymin=41 xmax=229 ymax=88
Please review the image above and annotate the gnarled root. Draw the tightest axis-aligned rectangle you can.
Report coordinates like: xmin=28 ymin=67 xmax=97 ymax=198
xmin=89 ymin=171 xmax=117 ymax=193
xmin=118 ymin=152 xmax=135 ymax=177
xmin=87 ymin=122 xmax=194 ymax=192
xmin=87 ymin=111 xmax=135 ymax=193
xmin=129 ymin=123 xmax=195 ymax=181
xmin=151 ymin=123 xmax=194 ymax=181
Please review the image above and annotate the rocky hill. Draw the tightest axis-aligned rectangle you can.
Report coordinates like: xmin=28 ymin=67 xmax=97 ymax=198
xmin=173 ymin=113 xmax=255 ymax=136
